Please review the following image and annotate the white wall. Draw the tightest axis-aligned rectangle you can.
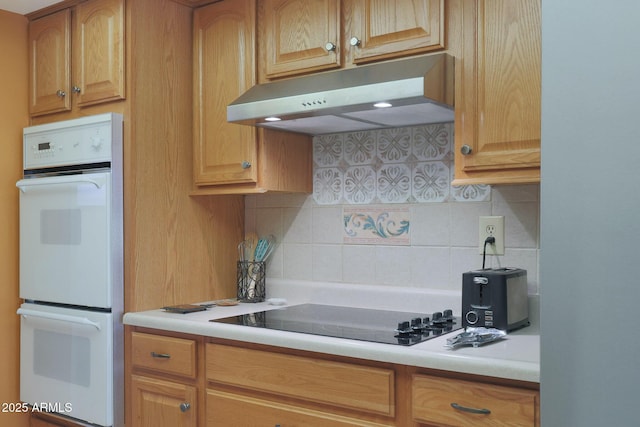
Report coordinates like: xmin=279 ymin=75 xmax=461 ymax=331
xmin=540 ymin=1 xmax=640 ymax=425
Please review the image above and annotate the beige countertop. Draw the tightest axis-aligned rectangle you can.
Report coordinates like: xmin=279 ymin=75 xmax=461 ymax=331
xmin=123 ymin=279 xmax=540 ymax=383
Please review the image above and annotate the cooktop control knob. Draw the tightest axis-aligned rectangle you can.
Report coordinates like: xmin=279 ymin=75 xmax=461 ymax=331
xmin=432 ymin=311 xmax=445 ymax=325
xmin=396 ymin=321 xmax=412 ymax=336
xmin=443 ymin=309 xmax=454 ymax=321
xmin=411 ymin=317 xmax=423 ymax=331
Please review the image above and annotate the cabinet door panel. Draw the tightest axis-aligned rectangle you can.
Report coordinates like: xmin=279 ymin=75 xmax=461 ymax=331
xmin=454 ymin=0 xmax=541 ymax=184
xmin=264 ymin=0 xmax=341 ymax=77
xmin=193 ymin=0 xmax=258 ymax=185
xmin=29 ymin=9 xmax=71 ymax=116
xmin=207 ymin=389 xmax=393 ymax=427
xmin=74 ymin=0 xmax=125 ymax=107
xmin=348 ymin=0 xmax=444 ymax=64
xmin=131 ymin=376 xmax=196 ymax=427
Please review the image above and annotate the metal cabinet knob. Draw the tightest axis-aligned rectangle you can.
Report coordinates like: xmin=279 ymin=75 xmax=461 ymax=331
xmin=72 ymin=86 xmax=81 ymax=94
xmin=325 ymin=42 xmax=336 ymax=52
xmin=460 ymin=144 xmax=473 ymax=155
xmin=179 ymin=402 xmax=190 ymax=412
xmin=349 ymin=37 xmax=361 ymax=47
xmin=241 ymin=161 xmax=252 ymax=169
xmin=56 ymin=90 xmax=66 ymax=98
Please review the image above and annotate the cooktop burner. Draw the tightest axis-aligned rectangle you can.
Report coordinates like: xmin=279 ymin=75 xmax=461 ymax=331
xmin=210 ymin=304 xmax=461 ymax=346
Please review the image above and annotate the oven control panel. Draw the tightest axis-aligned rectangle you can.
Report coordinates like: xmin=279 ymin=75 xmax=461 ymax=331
xmin=23 ymin=113 xmax=122 ymax=170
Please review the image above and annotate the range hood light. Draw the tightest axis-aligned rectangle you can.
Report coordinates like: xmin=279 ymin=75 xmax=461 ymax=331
xmin=264 ymin=116 xmax=281 ymax=122
xmin=373 ymin=102 xmax=393 ymax=108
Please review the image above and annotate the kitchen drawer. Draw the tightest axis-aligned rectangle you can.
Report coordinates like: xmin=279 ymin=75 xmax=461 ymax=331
xmin=131 ymin=332 xmax=197 ymax=378
xmin=206 ymin=343 xmax=395 ymax=416
xmin=412 ymin=374 xmax=539 ymax=427
xmin=207 ymin=389 xmax=393 ymax=426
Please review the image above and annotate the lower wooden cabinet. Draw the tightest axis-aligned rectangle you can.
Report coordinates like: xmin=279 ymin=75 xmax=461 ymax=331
xmin=127 ymin=328 xmax=204 ymax=427
xmin=127 ymin=328 xmax=539 ymax=427
xmin=131 ymin=376 xmax=197 ymax=427
xmin=412 ymin=374 xmax=539 ymax=426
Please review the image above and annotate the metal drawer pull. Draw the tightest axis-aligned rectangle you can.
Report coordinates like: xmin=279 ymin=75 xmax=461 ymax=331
xmin=179 ymin=403 xmax=190 ymax=412
xmin=150 ymin=351 xmax=171 ymax=359
xmin=451 ymin=402 xmax=491 ymax=415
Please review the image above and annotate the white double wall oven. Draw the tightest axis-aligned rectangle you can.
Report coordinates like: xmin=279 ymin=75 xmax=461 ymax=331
xmin=17 ymin=113 xmax=124 ymax=427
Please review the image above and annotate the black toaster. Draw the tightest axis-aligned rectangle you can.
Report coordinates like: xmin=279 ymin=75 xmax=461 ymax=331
xmin=462 ymin=268 xmax=529 ymax=332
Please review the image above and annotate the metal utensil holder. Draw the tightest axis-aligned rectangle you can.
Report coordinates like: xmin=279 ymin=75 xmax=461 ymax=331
xmin=237 ymin=261 xmax=266 ymax=302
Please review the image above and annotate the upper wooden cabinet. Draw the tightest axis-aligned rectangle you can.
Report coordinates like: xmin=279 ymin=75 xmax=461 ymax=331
xmin=28 ymin=0 xmax=125 ymax=117
xmin=29 ymin=9 xmax=71 ymax=116
xmin=260 ymin=0 xmax=444 ymax=79
xmin=346 ymin=0 xmax=444 ymax=65
xmin=262 ymin=0 xmax=341 ymax=77
xmin=452 ymin=0 xmax=541 ymax=185
xmin=193 ymin=0 xmax=312 ymax=194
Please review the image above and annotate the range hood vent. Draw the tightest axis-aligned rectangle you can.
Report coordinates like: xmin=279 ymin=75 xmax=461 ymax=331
xmin=227 ymin=53 xmax=454 ymax=136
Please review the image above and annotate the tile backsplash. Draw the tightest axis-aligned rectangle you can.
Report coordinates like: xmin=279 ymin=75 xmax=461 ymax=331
xmin=312 ymin=124 xmax=492 ymax=204
xmin=245 ymin=124 xmax=540 ymax=295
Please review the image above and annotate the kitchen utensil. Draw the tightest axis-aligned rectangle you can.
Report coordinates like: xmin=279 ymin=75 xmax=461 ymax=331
xmin=244 ymin=232 xmax=258 ymax=260
xmin=254 ymin=235 xmax=276 ymax=262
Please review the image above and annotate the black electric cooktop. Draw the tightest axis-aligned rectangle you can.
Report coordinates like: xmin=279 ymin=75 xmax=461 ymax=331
xmin=210 ymin=304 xmax=461 ymax=346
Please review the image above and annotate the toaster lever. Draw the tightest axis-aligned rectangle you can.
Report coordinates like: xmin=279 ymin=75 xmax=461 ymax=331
xmin=471 ymin=304 xmax=491 ymax=310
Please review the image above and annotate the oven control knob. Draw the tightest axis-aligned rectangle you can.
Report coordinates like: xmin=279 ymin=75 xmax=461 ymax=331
xmin=466 ymin=310 xmax=479 ymax=325
xmin=443 ymin=309 xmax=454 ymax=321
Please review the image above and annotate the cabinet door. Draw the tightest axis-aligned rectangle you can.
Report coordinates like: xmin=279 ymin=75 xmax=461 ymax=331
xmin=74 ymin=0 xmax=125 ymax=107
xmin=131 ymin=376 xmax=197 ymax=427
xmin=193 ymin=0 xmax=259 ymax=185
xmin=454 ymin=0 xmax=541 ymax=185
xmin=28 ymin=9 xmax=71 ymax=116
xmin=347 ymin=0 xmax=444 ymax=65
xmin=263 ymin=0 xmax=341 ymax=78
xmin=207 ymin=389 xmax=393 ymax=426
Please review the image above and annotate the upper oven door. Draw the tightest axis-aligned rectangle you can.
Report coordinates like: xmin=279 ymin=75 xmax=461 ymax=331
xmin=17 ymin=172 xmax=112 ymax=308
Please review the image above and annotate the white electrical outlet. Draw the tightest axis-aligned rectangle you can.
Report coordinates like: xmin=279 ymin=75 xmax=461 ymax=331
xmin=479 ymin=216 xmax=505 ymax=255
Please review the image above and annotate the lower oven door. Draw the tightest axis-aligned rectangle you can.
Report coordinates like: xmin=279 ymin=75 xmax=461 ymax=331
xmin=18 ymin=303 xmax=113 ymax=426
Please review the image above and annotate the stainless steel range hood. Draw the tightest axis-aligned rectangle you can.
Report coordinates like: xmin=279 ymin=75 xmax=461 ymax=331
xmin=227 ymin=54 xmax=454 ymax=136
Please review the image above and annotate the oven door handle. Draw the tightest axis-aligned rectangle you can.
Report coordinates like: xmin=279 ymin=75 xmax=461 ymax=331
xmin=16 ymin=177 xmax=104 ymax=193
xmin=17 ymin=308 xmax=102 ymax=331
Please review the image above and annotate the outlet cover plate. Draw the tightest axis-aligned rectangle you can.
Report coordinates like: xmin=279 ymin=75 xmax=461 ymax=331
xmin=479 ymin=216 xmax=504 ymax=255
